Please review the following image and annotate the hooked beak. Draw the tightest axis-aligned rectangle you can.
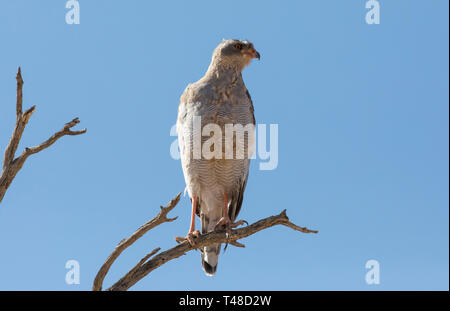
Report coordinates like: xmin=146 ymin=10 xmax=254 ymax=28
xmin=251 ymin=48 xmax=261 ymax=60
xmin=243 ymin=48 xmax=261 ymax=60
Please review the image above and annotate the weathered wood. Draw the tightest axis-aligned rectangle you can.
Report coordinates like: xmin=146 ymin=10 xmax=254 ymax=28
xmin=93 ymin=193 xmax=318 ymax=291
xmin=0 ymin=67 xmax=86 ymax=204
xmin=92 ymin=193 xmax=181 ymax=291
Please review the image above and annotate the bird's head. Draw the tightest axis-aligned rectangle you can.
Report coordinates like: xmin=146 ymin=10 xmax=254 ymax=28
xmin=211 ymin=39 xmax=260 ymax=71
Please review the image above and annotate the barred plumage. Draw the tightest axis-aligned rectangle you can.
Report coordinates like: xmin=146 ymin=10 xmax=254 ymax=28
xmin=176 ymin=39 xmax=259 ymax=276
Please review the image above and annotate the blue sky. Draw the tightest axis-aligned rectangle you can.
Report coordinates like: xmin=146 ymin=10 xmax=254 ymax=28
xmin=0 ymin=0 xmax=448 ymax=291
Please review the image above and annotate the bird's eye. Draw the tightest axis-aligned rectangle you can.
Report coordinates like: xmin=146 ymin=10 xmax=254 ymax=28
xmin=234 ymin=43 xmax=243 ymax=50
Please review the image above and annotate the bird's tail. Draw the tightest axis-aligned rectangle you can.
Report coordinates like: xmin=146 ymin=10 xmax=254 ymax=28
xmin=202 ymin=244 xmax=221 ymax=276
xmin=201 ymin=214 xmax=221 ymax=276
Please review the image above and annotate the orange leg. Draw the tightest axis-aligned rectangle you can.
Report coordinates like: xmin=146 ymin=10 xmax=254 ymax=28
xmin=214 ymin=192 xmax=248 ymax=248
xmin=223 ymin=192 xmax=229 ymax=219
xmin=175 ymin=196 xmax=200 ymax=246
xmin=214 ymin=192 xmax=248 ymax=250
xmin=189 ymin=196 xmax=198 ymax=233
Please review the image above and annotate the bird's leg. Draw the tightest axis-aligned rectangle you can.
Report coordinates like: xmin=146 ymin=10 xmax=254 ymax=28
xmin=175 ymin=196 xmax=200 ymax=247
xmin=214 ymin=193 xmax=248 ymax=250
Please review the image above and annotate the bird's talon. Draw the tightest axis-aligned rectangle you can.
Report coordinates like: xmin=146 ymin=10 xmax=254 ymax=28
xmin=175 ymin=230 xmax=200 ymax=247
xmin=224 ymin=232 xmax=230 ymax=251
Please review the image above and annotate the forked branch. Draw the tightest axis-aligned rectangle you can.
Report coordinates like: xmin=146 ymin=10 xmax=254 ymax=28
xmin=93 ymin=193 xmax=318 ymax=291
xmin=0 ymin=67 xmax=86 ymax=204
xmin=92 ymin=193 xmax=181 ymax=291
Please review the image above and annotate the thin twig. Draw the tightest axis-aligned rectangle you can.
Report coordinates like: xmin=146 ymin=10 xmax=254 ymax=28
xmin=92 ymin=193 xmax=181 ymax=291
xmin=0 ymin=67 xmax=86 ymax=204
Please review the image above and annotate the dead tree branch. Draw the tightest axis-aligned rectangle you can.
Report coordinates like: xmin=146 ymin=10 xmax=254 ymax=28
xmin=92 ymin=193 xmax=181 ymax=291
xmin=93 ymin=193 xmax=318 ymax=291
xmin=0 ymin=67 xmax=86 ymax=204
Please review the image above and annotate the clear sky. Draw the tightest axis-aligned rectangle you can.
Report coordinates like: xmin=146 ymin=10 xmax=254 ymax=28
xmin=0 ymin=0 xmax=448 ymax=291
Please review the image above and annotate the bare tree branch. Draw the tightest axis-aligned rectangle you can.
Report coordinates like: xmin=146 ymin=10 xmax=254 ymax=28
xmin=93 ymin=193 xmax=318 ymax=291
xmin=92 ymin=193 xmax=181 ymax=291
xmin=0 ymin=67 xmax=86 ymax=204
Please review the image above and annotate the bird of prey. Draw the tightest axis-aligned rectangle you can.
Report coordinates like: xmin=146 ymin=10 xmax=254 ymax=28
xmin=175 ymin=39 xmax=260 ymax=276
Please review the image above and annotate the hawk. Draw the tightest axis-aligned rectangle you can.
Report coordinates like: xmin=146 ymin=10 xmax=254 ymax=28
xmin=176 ymin=39 xmax=260 ymax=276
